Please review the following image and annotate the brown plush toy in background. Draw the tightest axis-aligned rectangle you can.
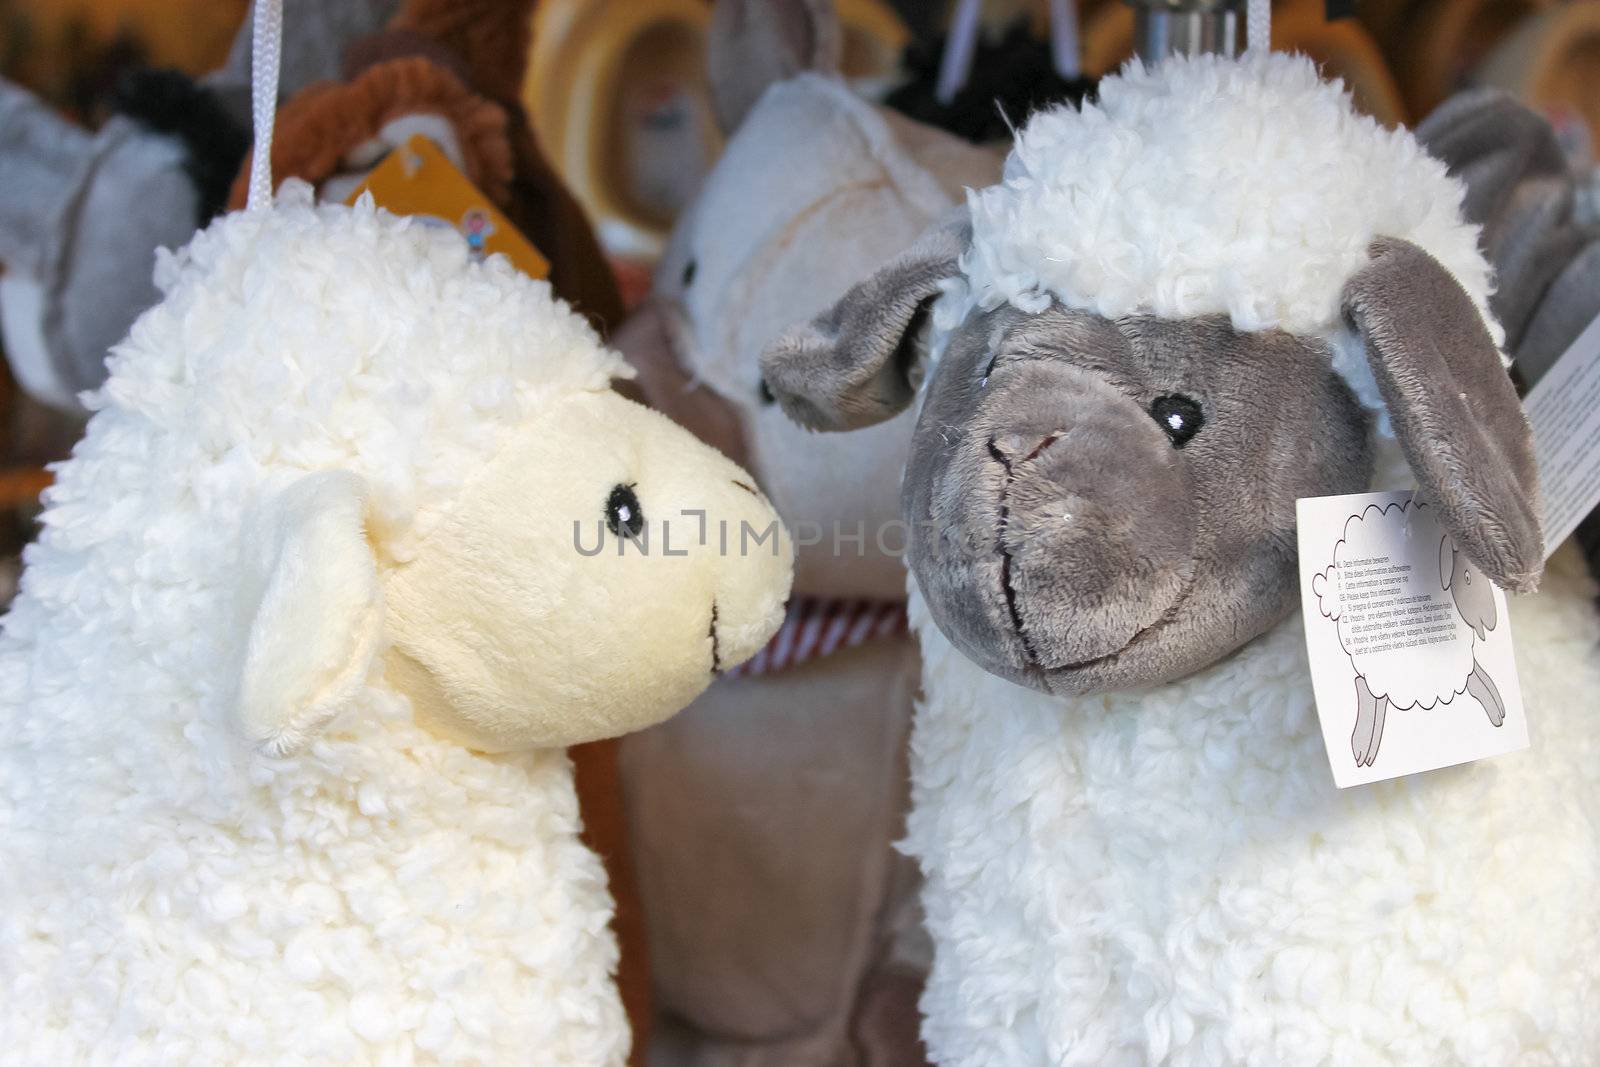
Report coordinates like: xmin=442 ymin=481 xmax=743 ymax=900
xmin=228 ymin=0 xmax=624 ymax=334
xmin=227 ymin=1 xmax=644 ymax=1053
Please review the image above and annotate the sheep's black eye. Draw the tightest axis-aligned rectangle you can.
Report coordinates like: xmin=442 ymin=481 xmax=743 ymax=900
xmin=758 ymin=377 xmax=775 ymax=405
xmin=605 ymin=484 xmax=645 ymax=538
xmin=682 ymin=258 xmax=697 ymax=287
xmin=1150 ymin=394 xmax=1204 ymax=448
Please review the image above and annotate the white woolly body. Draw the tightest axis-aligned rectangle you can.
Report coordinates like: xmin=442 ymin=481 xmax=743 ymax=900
xmin=904 ymin=543 xmax=1600 ymax=1066
xmin=0 ymin=189 xmax=629 ymax=1064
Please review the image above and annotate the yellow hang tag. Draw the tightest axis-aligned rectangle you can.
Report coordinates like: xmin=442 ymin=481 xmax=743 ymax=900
xmin=348 ymin=134 xmax=550 ymax=280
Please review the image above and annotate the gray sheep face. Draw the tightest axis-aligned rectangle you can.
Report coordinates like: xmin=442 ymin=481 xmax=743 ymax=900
xmin=900 ymin=304 xmax=1374 ymax=692
xmin=763 ymin=228 xmax=1546 ymax=697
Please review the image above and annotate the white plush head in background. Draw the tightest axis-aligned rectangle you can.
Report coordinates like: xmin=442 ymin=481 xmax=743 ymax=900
xmin=9 ymin=184 xmax=791 ymax=756
xmin=615 ymin=0 xmax=1001 ymax=602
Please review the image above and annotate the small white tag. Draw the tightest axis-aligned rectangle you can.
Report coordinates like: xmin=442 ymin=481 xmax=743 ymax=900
xmin=1524 ymin=311 xmax=1600 ymax=558
xmin=1296 ymin=490 xmax=1528 ymax=788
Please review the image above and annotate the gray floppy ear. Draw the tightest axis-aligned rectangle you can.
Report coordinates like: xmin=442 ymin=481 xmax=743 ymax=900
xmin=759 ymin=211 xmax=968 ymax=432
xmin=707 ymin=0 xmax=840 ymax=133
xmin=1342 ymin=237 xmax=1544 ymax=592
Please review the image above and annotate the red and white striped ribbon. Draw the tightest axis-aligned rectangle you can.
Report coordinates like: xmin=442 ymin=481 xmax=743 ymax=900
xmin=723 ymin=597 xmax=908 ymax=678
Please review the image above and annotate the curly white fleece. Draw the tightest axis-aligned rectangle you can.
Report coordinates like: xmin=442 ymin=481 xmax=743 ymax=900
xmin=904 ymin=542 xmax=1600 ymax=1066
xmin=947 ymin=51 xmax=1500 ymax=409
xmin=0 ymin=186 xmax=631 ymax=1064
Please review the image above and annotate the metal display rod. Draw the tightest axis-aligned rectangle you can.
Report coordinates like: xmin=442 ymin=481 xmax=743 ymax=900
xmin=1127 ymin=0 xmax=1246 ymax=62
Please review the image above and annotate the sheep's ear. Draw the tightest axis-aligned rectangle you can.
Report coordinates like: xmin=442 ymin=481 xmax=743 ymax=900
xmin=234 ymin=471 xmax=385 ymax=756
xmin=1440 ymin=535 xmax=1456 ymax=591
xmin=1342 ymin=237 xmax=1544 ymax=592
xmin=707 ymin=0 xmax=840 ymax=133
xmin=760 ymin=211 xmax=968 ymax=432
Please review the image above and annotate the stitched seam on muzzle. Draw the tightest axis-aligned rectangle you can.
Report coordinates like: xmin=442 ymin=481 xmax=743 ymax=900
xmin=986 ymin=437 xmax=1042 ymax=668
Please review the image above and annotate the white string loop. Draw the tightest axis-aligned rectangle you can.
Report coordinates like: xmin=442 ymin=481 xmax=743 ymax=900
xmin=938 ymin=0 xmax=1083 ymax=103
xmin=1246 ymin=0 xmax=1271 ymax=54
xmin=246 ymin=0 xmax=284 ymax=212
xmin=1048 ymin=0 xmax=1081 ymax=81
xmin=935 ymin=0 xmax=984 ymax=106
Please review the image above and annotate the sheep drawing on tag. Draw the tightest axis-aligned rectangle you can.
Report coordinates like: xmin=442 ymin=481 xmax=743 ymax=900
xmin=1311 ymin=501 xmax=1514 ymax=768
xmin=1442 ymin=532 xmax=1508 ymax=726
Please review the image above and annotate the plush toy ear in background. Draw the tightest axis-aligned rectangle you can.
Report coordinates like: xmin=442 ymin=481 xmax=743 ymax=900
xmin=611 ymin=298 xmax=752 ymax=470
xmin=1342 ymin=237 xmax=1544 ymax=592
xmin=1415 ymin=89 xmax=1571 ymax=235
xmin=760 ymin=210 xmax=968 ymax=432
xmin=707 ymin=0 xmax=840 ymax=133
xmin=1415 ymin=89 xmax=1590 ymax=367
xmin=234 ymin=470 xmax=385 ymax=756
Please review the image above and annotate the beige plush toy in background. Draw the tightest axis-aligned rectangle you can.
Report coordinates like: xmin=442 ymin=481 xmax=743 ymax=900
xmin=611 ymin=1 xmax=1003 ymax=1064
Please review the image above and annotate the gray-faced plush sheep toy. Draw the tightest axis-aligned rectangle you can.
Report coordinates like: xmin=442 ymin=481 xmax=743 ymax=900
xmin=0 ymin=184 xmax=792 ymax=1064
xmin=763 ymin=52 xmax=1600 ymax=1065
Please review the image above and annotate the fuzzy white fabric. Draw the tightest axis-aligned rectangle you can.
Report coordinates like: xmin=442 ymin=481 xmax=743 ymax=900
xmin=904 ymin=540 xmax=1600 ymax=1066
xmin=943 ymin=51 xmax=1502 ymax=412
xmin=0 ymin=185 xmax=631 ymax=1064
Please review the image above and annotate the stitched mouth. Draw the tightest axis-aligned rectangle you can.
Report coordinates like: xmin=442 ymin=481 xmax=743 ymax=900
xmin=1036 ymin=578 xmax=1194 ymax=678
xmin=986 ymin=435 xmax=1059 ymax=669
xmin=709 ymin=601 xmax=722 ymax=675
xmin=985 ymin=433 xmax=1191 ymax=679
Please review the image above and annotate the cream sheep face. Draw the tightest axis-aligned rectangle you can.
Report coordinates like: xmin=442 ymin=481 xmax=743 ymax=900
xmin=80 ymin=185 xmax=801 ymax=757
xmin=380 ymin=390 xmax=793 ymax=753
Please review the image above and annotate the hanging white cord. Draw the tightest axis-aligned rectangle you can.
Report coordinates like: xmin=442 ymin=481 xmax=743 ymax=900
xmin=246 ymin=0 xmax=284 ymax=211
xmin=1048 ymin=0 xmax=1081 ymax=81
xmin=1246 ymin=0 xmax=1271 ymax=54
xmin=935 ymin=0 xmax=984 ymax=106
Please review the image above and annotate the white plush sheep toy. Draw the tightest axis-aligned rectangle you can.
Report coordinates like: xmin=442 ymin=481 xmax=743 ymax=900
xmin=763 ymin=52 xmax=1600 ymax=1064
xmin=0 ymin=184 xmax=791 ymax=1064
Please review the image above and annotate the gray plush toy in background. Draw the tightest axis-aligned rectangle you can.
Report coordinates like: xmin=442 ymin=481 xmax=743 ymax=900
xmin=0 ymin=72 xmax=244 ymax=410
xmin=0 ymin=0 xmax=397 ymax=411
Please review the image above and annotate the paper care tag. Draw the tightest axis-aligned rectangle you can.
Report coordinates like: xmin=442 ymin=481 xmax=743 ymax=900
xmin=1296 ymin=491 xmax=1528 ymax=788
xmin=348 ymin=134 xmax=550 ymax=280
xmin=1524 ymin=311 xmax=1600 ymax=558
